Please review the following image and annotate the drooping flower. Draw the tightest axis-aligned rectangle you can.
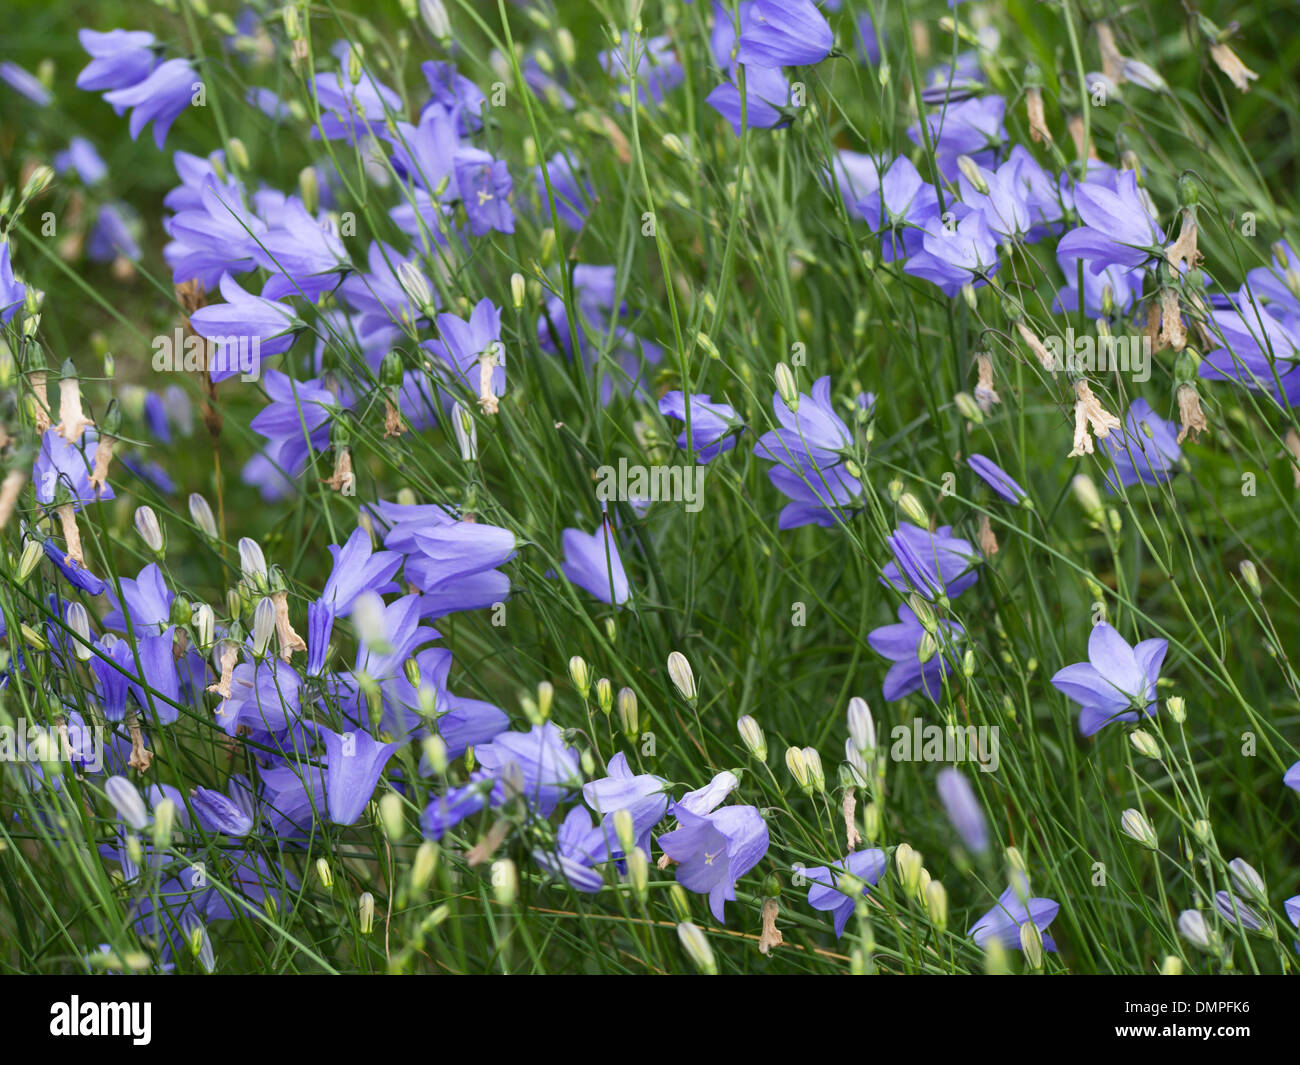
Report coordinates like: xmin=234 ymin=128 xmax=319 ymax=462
xmin=857 ymin=155 xmax=940 ymax=261
xmin=867 ymin=604 xmax=965 ymax=702
xmin=936 ymin=767 xmax=990 ymax=853
xmin=560 ymin=521 xmax=630 ymax=605
xmin=657 ymin=391 xmax=741 ymax=463
xmin=254 ymin=197 xmax=350 ymax=303
xmin=1050 ymin=621 xmax=1167 ymax=736
xmin=582 ymin=752 xmax=670 ymax=859
xmin=880 ymin=522 xmax=980 ymax=602
xmin=453 ymin=148 xmax=514 ymax=236
xmin=904 ymin=211 xmax=1001 ymax=296
xmin=532 ymin=806 xmax=609 ymax=894
xmin=424 ymin=298 xmax=506 ymax=404
xmin=0 ymin=242 xmax=25 ymax=323
xmin=102 ymin=57 xmax=198 ymax=149
xmin=476 ymin=723 xmax=584 ymax=818
xmin=969 ymin=886 xmax=1060 ymax=951
xmin=968 ymin=454 xmax=1028 ymax=505
xmin=802 ymin=848 xmax=888 ymax=937
xmin=1099 ymin=398 xmax=1182 ymax=490
xmin=189 ymin=273 xmax=298 ymax=379
xmin=736 ymin=0 xmax=834 ymax=67
xmin=754 ymin=376 xmax=854 ymax=470
xmin=76 ymin=29 xmax=157 ymax=94
xmin=1056 ymin=169 xmax=1165 ymax=274
xmin=316 ymin=725 xmax=402 ymax=826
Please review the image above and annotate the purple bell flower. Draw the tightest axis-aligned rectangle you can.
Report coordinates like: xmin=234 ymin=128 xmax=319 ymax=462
xmin=803 ymin=848 xmax=888 ymax=937
xmin=969 ymin=886 xmax=1060 ymax=951
xmin=1050 ymin=621 xmax=1167 ymax=736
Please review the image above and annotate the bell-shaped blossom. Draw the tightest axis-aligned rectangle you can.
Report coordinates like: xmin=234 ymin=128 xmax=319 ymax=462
xmin=937 ymin=768 xmax=990 ymax=853
xmin=532 ymin=807 xmax=609 ymax=894
xmin=803 ymin=848 xmax=888 ymax=937
xmin=968 ymin=454 xmax=1028 ymax=505
xmin=102 ymin=57 xmax=197 ymax=149
xmin=1050 ymin=621 xmax=1167 ymax=736
xmin=880 ymin=522 xmax=980 ymax=601
xmin=316 ymin=724 xmax=401 ymax=826
xmin=658 ymin=799 xmax=769 ymax=923
xmin=475 ymin=722 xmax=583 ymax=817
xmin=969 ymin=886 xmax=1060 ymax=951
xmin=736 ymin=0 xmax=834 ymax=67
xmin=560 ymin=521 xmax=630 ymax=605
xmin=583 ymin=752 xmax=670 ymax=859
xmin=77 ymin=29 xmax=156 ymax=94
xmin=1056 ymin=169 xmax=1164 ymax=273
xmin=658 ymin=391 xmax=741 ymax=463
xmin=868 ymin=604 xmax=965 ymax=702
xmin=1099 ymin=399 xmax=1181 ymax=490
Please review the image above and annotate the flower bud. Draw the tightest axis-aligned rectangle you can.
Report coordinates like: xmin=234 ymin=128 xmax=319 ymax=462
xmin=784 ymin=746 xmax=810 ymax=791
xmin=105 ymin=776 xmax=148 ymax=830
xmin=359 ymin=891 xmax=375 ymax=934
xmin=189 ymin=493 xmax=218 ymax=538
xmin=613 ymin=808 xmax=636 ymax=856
xmin=666 ymin=651 xmax=696 ymax=702
xmin=66 ymin=601 xmax=92 ymax=662
xmin=238 ymin=537 xmax=268 ymax=588
xmin=1228 ymin=857 xmax=1267 ymax=906
xmin=774 ymin=363 xmax=798 ymax=411
xmin=847 ymin=697 xmax=875 ymax=753
xmin=191 ymin=602 xmax=215 ymax=650
xmin=134 ymin=505 xmax=164 ymax=555
xmin=1166 ymin=696 xmax=1186 ymax=724
xmin=17 ymin=538 xmax=44 ymax=582
xmin=251 ymin=597 xmax=276 ymax=656
xmin=410 ymin=840 xmax=439 ymax=891
xmin=1019 ymin=920 xmax=1044 ymax=969
xmin=1129 ymin=730 xmax=1161 ymax=760
xmin=595 ymin=677 xmax=613 ymax=715
xmin=491 ymin=858 xmax=517 ymax=906
xmin=568 ymin=655 xmax=590 ymax=698
xmin=1120 ymin=808 xmax=1159 ymax=850
xmin=1072 ymin=475 xmax=1104 ymax=524
xmin=379 ymin=792 xmax=406 ymax=842
xmin=451 ymin=402 xmax=477 ymax=461
xmin=1159 ymin=955 xmax=1182 ymax=975
xmin=1177 ymin=909 xmax=1217 ymax=952
xmin=617 ymin=687 xmax=639 ymax=738
xmin=801 ymin=746 xmax=825 ymax=794
xmin=926 ymin=880 xmax=948 ymax=931
xmin=1238 ymin=560 xmax=1262 ymax=598
xmin=676 ymin=922 xmax=717 ymax=974
xmin=737 ymin=715 xmax=766 ymax=761
xmin=895 ymin=842 xmax=923 ymax=896
xmin=316 ymin=858 xmax=334 ymax=889
xmin=152 ymin=798 xmax=177 ymax=850
xmin=419 ymin=0 xmax=451 ymax=39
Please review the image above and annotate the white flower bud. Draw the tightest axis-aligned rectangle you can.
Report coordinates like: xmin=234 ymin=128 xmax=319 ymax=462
xmin=134 ymin=505 xmax=164 ymax=555
xmin=105 ymin=775 xmax=149 ymax=830
xmin=252 ymin=596 xmax=276 ymax=656
xmin=666 ymin=651 xmax=696 ymax=702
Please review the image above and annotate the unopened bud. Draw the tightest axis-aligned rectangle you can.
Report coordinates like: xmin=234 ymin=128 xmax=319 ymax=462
xmin=667 ymin=651 xmax=696 ymax=702
xmin=676 ymin=922 xmax=716 ymax=974
xmin=737 ymin=715 xmax=766 ymax=761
